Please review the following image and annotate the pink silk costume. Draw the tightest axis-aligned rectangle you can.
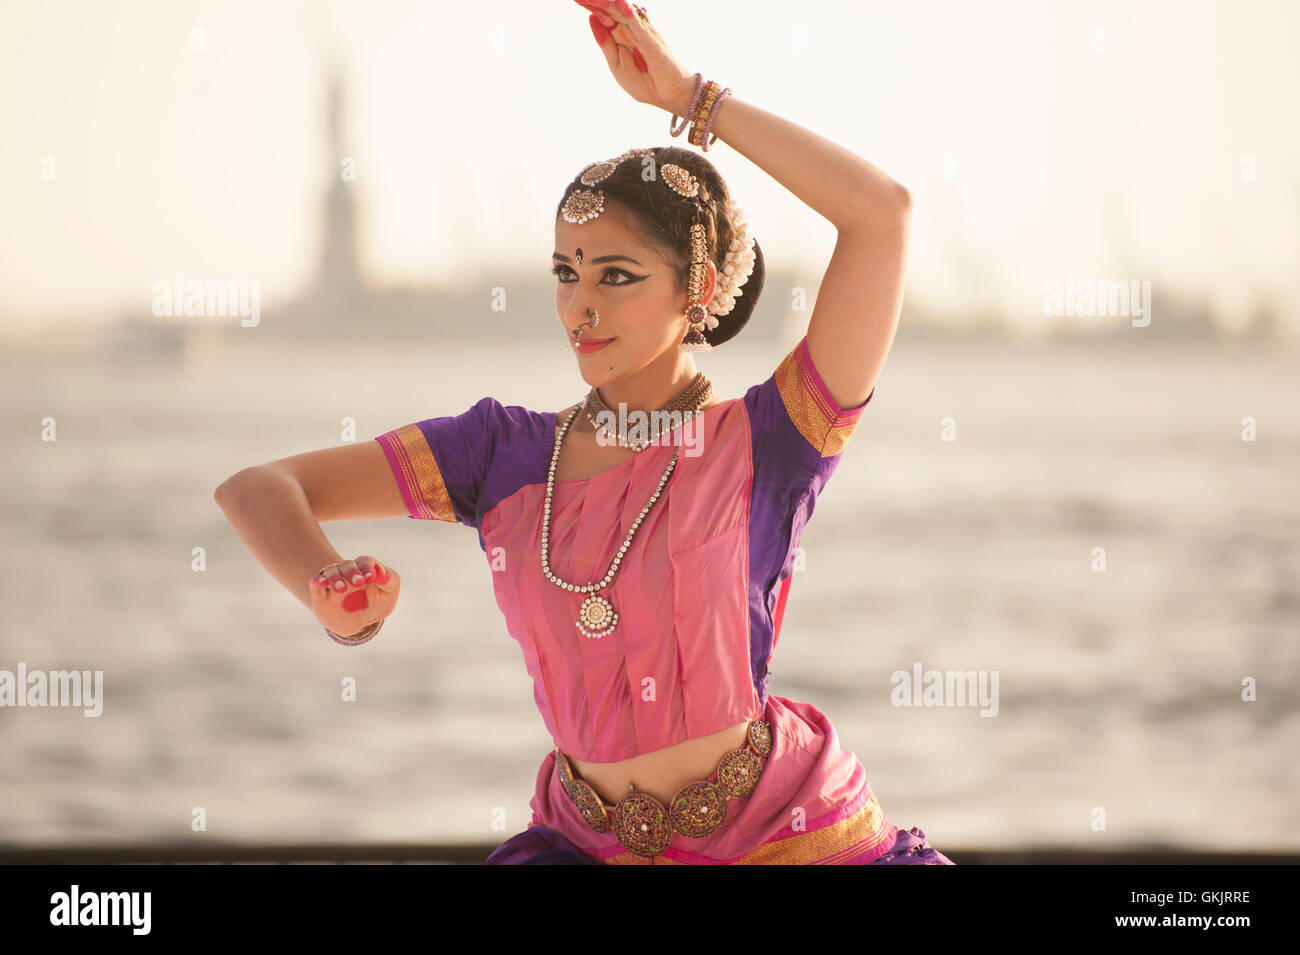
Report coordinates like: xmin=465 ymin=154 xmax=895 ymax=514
xmin=374 ymin=334 xmax=954 ymax=865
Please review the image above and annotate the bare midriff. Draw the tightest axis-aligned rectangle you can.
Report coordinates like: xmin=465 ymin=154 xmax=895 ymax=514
xmin=568 ymin=719 xmax=754 ymax=808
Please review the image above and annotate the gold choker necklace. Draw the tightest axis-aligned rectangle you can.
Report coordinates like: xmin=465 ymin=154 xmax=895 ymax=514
xmin=583 ymin=374 xmax=713 ymax=453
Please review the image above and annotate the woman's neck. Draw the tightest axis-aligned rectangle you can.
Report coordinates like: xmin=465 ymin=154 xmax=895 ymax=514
xmin=594 ymin=355 xmax=703 ymax=415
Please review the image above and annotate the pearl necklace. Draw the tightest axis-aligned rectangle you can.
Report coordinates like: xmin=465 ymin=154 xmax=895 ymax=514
xmin=541 ymin=380 xmax=710 ymax=638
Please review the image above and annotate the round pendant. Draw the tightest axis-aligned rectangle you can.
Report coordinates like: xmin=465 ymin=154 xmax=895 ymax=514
xmin=576 ymin=593 xmax=618 ymax=639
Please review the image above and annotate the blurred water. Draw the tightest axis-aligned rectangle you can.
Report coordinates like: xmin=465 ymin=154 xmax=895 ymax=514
xmin=1 ymin=333 xmax=1297 ymax=851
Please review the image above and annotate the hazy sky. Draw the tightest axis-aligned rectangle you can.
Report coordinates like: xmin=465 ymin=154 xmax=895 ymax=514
xmin=2 ymin=0 xmax=1297 ymax=335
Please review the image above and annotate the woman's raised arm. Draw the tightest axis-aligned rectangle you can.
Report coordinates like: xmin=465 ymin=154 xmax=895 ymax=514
xmin=584 ymin=0 xmax=911 ymax=411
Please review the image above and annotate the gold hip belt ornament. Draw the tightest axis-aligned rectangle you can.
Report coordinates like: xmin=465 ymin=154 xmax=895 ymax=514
xmin=555 ymin=719 xmax=772 ymax=858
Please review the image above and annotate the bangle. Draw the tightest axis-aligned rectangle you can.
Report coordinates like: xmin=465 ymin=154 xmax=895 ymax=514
xmin=325 ymin=619 xmax=383 ymax=647
xmin=668 ymin=73 xmax=704 ymax=138
xmin=698 ymin=86 xmax=731 ymax=152
xmin=688 ymin=81 xmax=721 ymax=148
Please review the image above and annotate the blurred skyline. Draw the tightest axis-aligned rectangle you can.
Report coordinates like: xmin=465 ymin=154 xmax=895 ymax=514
xmin=2 ymin=0 xmax=1298 ymax=342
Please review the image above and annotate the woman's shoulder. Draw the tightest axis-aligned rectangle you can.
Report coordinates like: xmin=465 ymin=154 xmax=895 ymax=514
xmin=408 ymin=397 xmax=554 ymax=457
xmin=475 ymin=397 xmax=556 ymax=437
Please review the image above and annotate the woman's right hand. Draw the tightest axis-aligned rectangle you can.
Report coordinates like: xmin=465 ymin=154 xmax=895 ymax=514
xmin=577 ymin=0 xmax=698 ymax=115
xmin=309 ymin=556 xmax=400 ymax=637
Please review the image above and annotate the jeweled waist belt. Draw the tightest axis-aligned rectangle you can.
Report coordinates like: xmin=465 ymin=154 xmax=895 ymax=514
xmin=554 ymin=719 xmax=772 ymax=859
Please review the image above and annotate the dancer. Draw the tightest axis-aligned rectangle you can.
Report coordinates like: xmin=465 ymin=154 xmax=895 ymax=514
xmin=215 ymin=0 xmax=952 ymax=864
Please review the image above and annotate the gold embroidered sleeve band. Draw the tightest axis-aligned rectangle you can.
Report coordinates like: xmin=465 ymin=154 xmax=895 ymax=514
xmin=773 ymin=335 xmax=872 ymax=458
xmin=375 ymin=423 xmax=456 ymax=522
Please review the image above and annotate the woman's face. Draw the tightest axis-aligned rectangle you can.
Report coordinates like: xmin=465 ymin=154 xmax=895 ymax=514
xmin=554 ymin=201 xmax=715 ymax=387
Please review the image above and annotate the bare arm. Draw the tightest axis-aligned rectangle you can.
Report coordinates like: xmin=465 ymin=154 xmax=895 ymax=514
xmin=213 ymin=440 xmax=406 ymax=612
xmin=671 ymin=92 xmax=911 ymax=412
xmin=589 ymin=3 xmax=911 ymax=411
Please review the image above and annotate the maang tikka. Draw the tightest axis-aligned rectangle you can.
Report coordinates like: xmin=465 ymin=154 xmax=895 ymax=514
xmin=561 ymin=149 xmax=757 ymax=352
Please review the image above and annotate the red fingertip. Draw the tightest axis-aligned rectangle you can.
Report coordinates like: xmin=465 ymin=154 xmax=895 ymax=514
xmin=589 ymin=14 xmax=608 ymax=43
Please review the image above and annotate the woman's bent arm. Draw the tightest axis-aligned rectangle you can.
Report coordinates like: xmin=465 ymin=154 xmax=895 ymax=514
xmin=213 ymin=440 xmax=407 ymax=611
xmin=660 ymin=91 xmax=910 ymax=412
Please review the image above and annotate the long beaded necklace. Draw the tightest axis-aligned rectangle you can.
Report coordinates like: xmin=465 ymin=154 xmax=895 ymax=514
xmin=584 ymin=373 xmax=713 ymax=453
xmin=542 ymin=380 xmax=714 ymax=639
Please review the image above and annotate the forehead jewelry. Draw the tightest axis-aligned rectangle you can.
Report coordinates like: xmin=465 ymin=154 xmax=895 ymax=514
xmin=560 ymin=148 xmax=757 ymax=351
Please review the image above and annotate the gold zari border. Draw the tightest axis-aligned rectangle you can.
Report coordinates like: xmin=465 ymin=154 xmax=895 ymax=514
xmin=384 ymin=423 xmax=455 ymax=522
xmin=773 ymin=342 xmax=863 ymax=458
xmin=601 ymin=789 xmax=891 ymax=865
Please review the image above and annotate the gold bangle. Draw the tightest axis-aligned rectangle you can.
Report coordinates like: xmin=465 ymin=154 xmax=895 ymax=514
xmin=688 ymin=81 xmax=721 ymax=147
xmin=690 ymin=80 xmax=719 ymax=122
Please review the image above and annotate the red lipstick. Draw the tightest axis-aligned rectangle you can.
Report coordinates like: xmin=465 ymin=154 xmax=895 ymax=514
xmin=575 ymin=337 xmax=614 ymax=353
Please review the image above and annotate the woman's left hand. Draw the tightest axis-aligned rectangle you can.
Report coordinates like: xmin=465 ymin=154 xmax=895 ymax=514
xmin=575 ymin=0 xmax=698 ymax=114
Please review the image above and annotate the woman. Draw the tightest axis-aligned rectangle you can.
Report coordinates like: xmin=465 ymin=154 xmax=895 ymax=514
xmin=215 ymin=0 xmax=952 ymax=865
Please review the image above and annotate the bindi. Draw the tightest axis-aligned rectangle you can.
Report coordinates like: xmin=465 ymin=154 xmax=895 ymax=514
xmin=576 ymin=248 xmax=583 ymax=265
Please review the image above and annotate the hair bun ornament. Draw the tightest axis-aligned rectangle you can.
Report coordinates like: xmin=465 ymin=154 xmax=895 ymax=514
xmin=708 ymin=199 xmax=757 ymax=319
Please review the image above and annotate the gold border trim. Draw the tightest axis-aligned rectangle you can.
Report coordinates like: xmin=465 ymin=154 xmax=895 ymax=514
xmin=384 ymin=423 xmax=455 ymax=522
xmin=773 ymin=340 xmax=864 ymax=457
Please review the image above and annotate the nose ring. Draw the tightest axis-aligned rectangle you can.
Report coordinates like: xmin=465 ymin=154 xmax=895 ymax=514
xmin=572 ymin=306 xmax=601 ymax=343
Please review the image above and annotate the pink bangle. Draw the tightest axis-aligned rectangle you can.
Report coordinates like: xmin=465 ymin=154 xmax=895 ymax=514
xmin=699 ymin=86 xmax=731 ymax=152
xmin=668 ymin=73 xmax=705 ymax=138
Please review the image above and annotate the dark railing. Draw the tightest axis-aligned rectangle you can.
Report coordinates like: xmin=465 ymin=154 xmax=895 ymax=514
xmin=2 ymin=843 xmax=1297 ymax=865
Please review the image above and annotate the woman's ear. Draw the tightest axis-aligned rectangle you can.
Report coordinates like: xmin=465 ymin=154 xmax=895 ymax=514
xmin=679 ymin=260 xmax=719 ymax=311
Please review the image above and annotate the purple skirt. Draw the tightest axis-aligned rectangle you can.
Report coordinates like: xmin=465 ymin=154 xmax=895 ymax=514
xmin=484 ymin=823 xmax=955 ymax=865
